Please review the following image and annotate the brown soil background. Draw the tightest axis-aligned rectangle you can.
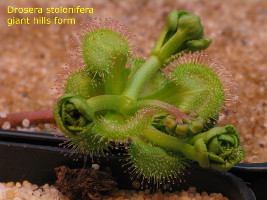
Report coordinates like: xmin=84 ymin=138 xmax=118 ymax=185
xmin=0 ymin=0 xmax=267 ymax=163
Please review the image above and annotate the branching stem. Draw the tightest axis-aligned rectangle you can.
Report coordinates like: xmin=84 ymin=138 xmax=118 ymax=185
xmin=122 ymin=55 xmax=161 ymax=100
xmin=142 ymin=127 xmax=198 ymax=161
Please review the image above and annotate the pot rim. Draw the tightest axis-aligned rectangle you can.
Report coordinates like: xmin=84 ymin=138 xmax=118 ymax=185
xmin=233 ymin=162 xmax=267 ymax=171
xmin=1 ymin=129 xmax=267 ymax=170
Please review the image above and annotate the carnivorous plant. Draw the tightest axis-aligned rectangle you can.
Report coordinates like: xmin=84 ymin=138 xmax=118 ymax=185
xmin=53 ymin=10 xmax=245 ymax=185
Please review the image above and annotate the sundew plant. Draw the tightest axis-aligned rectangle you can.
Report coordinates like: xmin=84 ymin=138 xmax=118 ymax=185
xmin=54 ymin=10 xmax=245 ymax=185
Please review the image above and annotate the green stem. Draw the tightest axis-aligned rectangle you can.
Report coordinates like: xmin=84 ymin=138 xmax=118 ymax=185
xmin=86 ymin=95 xmax=133 ymax=116
xmin=122 ymin=55 xmax=161 ymax=100
xmin=86 ymin=95 xmax=189 ymax=120
xmin=142 ymin=127 xmax=198 ymax=161
xmin=158 ymin=30 xmax=187 ymax=62
xmin=136 ymin=99 xmax=189 ymax=120
xmin=151 ymin=9 xmax=181 ymax=56
xmin=138 ymin=82 xmax=187 ymax=107
xmin=122 ymin=28 xmax=195 ymax=101
xmin=151 ymin=27 xmax=169 ymax=56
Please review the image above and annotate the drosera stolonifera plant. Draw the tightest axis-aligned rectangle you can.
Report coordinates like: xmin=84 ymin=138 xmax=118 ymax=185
xmin=53 ymin=10 xmax=245 ymax=186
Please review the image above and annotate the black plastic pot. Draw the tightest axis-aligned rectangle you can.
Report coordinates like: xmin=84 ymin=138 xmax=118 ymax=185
xmin=0 ymin=130 xmax=255 ymax=200
xmin=231 ymin=163 xmax=267 ymax=200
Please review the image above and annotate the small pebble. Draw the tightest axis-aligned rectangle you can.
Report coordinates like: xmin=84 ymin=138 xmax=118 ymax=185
xmin=50 ymin=187 xmax=58 ymax=194
xmin=6 ymin=182 xmax=14 ymax=188
xmin=6 ymin=190 xmax=15 ymax=198
xmin=2 ymin=121 xmax=11 ymax=130
xmin=22 ymin=180 xmax=30 ymax=187
xmin=33 ymin=190 xmax=41 ymax=197
xmin=0 ymin=112 xmax=7 ymax=118
xmin=22 ymin=119 xmax=30 ymax=128
xmin=15 ymin=182 xmax=22 ymax=188
xmin=92 ymin=164 xmax=100 ymax=170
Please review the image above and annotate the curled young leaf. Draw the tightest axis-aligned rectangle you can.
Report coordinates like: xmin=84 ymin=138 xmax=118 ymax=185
xmin=188 ymin=125 xmax=245 ymax=170
xmin=53 ymin=93 xmax=94 ymax=137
